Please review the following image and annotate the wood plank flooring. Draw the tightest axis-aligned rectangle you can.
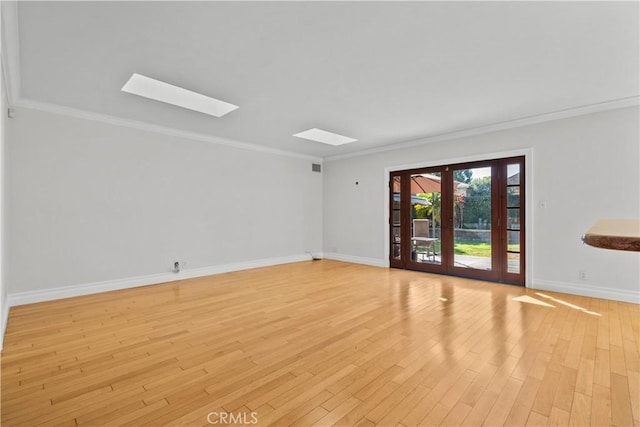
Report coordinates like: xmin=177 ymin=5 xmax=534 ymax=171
xmin=1 ymin=260 xmax=638 ymax=426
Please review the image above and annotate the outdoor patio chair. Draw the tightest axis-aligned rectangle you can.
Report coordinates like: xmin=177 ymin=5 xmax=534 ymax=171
xmin=412 ymin=219 xmax=437 ymax=262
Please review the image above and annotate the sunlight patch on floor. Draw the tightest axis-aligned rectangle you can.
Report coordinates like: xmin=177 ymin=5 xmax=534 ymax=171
xmin=535 ymin=292 xmax=602 ymax=316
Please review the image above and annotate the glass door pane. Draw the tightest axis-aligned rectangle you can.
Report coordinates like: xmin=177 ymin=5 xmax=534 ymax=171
xmin=506 ymin=163 xmax=522 ymax=274
xmin=409 ymin=172 xmax=441 ymax=265
xmin=453 ymin=166 xmax=492 ymax=271
xmin=391 ymin=176 xmax=402 ymax=262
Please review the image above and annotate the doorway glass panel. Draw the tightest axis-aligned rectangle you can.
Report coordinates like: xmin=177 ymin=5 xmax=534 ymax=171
xmin=391 ymin=176 xmax=402 ymax=261
xmin=453 ymin=167 xmax=492 ymax=271
xmin=506 ymin=163 xmax=521 ymax=274
xmin=410 ymin=172 xmax=441 ymax=265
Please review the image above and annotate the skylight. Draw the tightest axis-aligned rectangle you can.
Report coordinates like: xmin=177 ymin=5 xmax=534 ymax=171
xmin=293 ymin=128 xmax=357 ymax=146
xmin=121 ymin=73 xmax=238 ymax=118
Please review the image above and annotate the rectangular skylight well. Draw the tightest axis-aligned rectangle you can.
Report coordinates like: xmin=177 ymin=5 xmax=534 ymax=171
xmin=293 ymin=128 xmax=357 ymax=146
xmin=121 ymin=73 xmax=238 ymax=118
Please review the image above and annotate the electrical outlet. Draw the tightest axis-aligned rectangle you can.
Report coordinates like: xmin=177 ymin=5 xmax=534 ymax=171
xmin=173 ymin=261 xmax=181 ymax=273
xmin=578 ymin=270 xmax=587 ymax=281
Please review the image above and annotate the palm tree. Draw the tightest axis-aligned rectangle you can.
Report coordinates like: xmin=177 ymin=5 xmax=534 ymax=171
xmin=418 ymin=192 xmax=441 ymax=240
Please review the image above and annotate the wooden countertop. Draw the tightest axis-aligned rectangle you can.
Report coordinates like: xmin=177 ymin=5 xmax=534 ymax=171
xmin=582 ymin=219 xmax=640 ymax=252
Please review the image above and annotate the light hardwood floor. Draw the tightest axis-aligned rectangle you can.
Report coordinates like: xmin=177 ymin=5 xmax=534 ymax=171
xmin=1 ymin=260 xmax=639 ymax=426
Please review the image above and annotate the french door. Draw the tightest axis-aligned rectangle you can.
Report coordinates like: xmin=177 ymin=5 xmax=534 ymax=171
xmin=390 ymin=156 xmax=525 ymax=285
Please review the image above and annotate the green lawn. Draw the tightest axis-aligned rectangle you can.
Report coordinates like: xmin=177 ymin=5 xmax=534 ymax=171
xmin=454 ymin=241 xmax=520 ymax=257
xmin=415 ymin=240 xmax=519 ymax=258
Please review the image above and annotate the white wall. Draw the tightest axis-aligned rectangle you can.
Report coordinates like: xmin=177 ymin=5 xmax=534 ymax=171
xmin=3 ymin=102 xmax=638 ymax=313
xmin=0 ymin=53 xmax=7 ymax=350
xmin=5 ymin=107 xmax=322 ymax=298
xmin=323 ymin=106 xmax=640 ymax=303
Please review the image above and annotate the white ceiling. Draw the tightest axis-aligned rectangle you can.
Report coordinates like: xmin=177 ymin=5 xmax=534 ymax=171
xmin=6 ymin=1 xmax=640 ymax=159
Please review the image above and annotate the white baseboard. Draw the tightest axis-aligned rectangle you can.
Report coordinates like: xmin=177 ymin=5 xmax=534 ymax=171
xmin=0 ymin=296 xmax=8 ymax=351
xmin=318 ymin=256 xmax=638 ymax=304
xmin=6 ymin=255 xmax=636 ymax=322
xmin=321 ymin=252 xmax=385 ymax=268
xmin=531 ymin=279 xmax=640 ymax=304
xmin=7 ymin=254 xmax=312 ymax=308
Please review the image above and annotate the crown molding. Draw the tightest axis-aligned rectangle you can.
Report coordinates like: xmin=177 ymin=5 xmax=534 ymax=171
xmin=14 ymin=97 xmax=323 ymax=162
xmin=0 ymin=0 xmax=20 ymax=105
xmin=12 ymin=94 xmax=639 ymax=164
xmin=8 ymin=92 xmax=640 ymax=168
xmin=324 ymin=96 xmax=640 ymax=162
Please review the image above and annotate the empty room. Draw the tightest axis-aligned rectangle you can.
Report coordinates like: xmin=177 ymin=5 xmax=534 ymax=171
xmin=1 ymin=1 xmax=639 ymax=426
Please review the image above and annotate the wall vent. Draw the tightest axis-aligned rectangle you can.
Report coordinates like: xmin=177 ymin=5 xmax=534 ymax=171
xmin=312 ymin=163 xmax=322 ymax=173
